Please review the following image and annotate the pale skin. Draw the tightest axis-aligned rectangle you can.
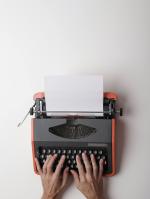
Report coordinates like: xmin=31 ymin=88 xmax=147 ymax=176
xmin=35 ymin=153 xmax=104 ymax=199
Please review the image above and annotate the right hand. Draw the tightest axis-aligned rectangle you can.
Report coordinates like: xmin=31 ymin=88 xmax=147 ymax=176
xmin=70 ymin=153 xmax=104 ymax=199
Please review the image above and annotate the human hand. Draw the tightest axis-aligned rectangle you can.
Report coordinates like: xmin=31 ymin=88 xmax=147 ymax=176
xmin=35 ymin=154 xmax=69 ymax=199
xmin=70 ymin=153 xmax=104 ymax=199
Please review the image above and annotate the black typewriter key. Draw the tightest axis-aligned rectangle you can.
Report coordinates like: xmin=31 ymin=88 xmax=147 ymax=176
xmin=47 ymin=149 xmax=51 ymax=154
xmin=98 ymin=150 xmax=103 ymax=155
xmin=52 ymin=149 xmax=56 ymax=154
xmin=73 ymin=160 xmax=76 ymax=164
xmin=101 ymin=155 xmax=106 ymax=160
xmin=67 ymin=149 xmax=71 ymax=154
xmin=93 ymin=150 xmax=98 ymax=155
xmin=71 ymin=155 xmax=75 ymax=159
xmin=57 ymin=149 xmax=61 ymax=154
xmin=73 ymin=150 xmax=77 ymax=154
xmin=103 ymin=160 xmax=107 ymax=167
xmin=88 ymin=150 xmax=93 ymax=155
xmin=42 ymin=149 xmax=46 ymax=154
xmin=70 ymin=164 xmax=74 ymax=169
xmin=78 ymin=149 xmax=82 ymax=154
xmin=40 ymin=154 xmax=44 ymax=159
xmin=66 ymin=155 xmax=70 ymax=159
xmin=97 ymin=156 xmax=101 ymax=160
xmin=62 ymin=149 xmax=66 ymax=154
xmin=68 ymin=160 xmax=71 ymax=164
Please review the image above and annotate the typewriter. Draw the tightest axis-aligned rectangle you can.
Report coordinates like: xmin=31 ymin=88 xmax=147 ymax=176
xmin=27 ymin=91 xmax=123 ymax=176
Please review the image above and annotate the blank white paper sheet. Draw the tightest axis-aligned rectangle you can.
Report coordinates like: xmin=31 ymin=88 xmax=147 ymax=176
xmin=44 ymin=75 xmax=103 ymax=116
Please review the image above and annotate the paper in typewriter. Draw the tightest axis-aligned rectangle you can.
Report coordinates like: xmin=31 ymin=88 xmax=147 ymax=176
xmin=44 ymin=75 xmax=103 ymax=116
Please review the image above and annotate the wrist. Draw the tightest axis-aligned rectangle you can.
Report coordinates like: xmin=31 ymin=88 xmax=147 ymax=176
xmin=41 ymin=192 xmax=55 ymax=199
xmin=87 ymin=196 xmax=104 ymax=199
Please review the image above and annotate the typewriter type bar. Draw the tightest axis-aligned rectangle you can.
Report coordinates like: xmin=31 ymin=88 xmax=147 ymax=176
xmin=31 ymin=92 xmax=123 ymax=177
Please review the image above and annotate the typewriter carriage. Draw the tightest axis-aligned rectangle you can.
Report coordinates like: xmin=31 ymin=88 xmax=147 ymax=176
xmin=31 ymin=92 xmax=123 ymax=119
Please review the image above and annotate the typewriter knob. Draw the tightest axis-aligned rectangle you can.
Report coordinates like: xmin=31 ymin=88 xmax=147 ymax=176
xmin=120 ymin=108 xmax=123 ymax=116
xmin=29 ymin=107 xmax=34 ymax=115
xmin=116 ymin=108 xmax=123 ymax=116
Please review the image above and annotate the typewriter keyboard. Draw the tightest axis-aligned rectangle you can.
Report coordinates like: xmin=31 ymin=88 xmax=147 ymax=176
xmin=37 ymin=147 xmax=108 ymax=171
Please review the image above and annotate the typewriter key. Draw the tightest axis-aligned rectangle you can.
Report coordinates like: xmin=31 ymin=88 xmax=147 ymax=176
xmin=101 ymin=155 xmax=106 ymax=160
xmin=57 ymin=149 xmax=61 ymax=154
xmin=47 ymin=149 xmax=51 ymax=154
xmin=98 ymin=150 xmax=103 ymax=155
xmin=42 ymin=149 xmax=46 ymax=154
xmin=97 ymin=155 xmax=101 ymax=160
xmin=94 ymin=150 xmax=98 ymax=155
xmin=88 ymin=150 xmax=92 ymax=154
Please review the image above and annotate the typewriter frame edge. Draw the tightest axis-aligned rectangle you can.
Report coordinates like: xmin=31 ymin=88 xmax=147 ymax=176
xmin=31 ymin=92 xmax=117 ymax=177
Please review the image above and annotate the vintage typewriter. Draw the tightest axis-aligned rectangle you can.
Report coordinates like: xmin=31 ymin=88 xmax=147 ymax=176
xmin=21 ymin=91 xmax=123 ymax=176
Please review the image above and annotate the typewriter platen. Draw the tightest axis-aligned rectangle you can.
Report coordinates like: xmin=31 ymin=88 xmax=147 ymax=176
xmin=30 ymin=92 xmax=123 ymax=176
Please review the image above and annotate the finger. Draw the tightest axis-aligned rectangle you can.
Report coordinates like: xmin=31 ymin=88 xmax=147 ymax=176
xmin=54 ymin=155 xmax=66 ymax=178
xmin=82 ymin=153 xmax=92 ymax=175
xmin=76 ymin=155 xmax=85 ymax=181
xmin=46 ymin=154 xmax=58 ymax=174
xmin=70 ymin=170 xmax=80 ymax=185
xmin=61 ymin=167 xmax=69 ymax=188
xmin=42 ymin=155 xmax=52 ymax=175
xmin=98 ymin=159 xmax=104 ymax=181
xmin=90 ymin=154 xmax=98 ymax=179
xmin=35 ymin=158 xmax=42 ymax=175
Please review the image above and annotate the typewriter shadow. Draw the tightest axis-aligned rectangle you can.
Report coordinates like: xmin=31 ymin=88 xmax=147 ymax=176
xmin=116 ymin=119 xmax=126 ymax=174
xmin=104 ymin=118 xmax=126 ymax=199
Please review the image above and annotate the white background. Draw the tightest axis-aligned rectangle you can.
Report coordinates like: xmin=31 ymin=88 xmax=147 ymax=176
xmin=0 ymin=0 xmax=150 ymax=199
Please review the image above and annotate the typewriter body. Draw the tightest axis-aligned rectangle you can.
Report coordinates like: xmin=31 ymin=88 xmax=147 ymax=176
xmin=31 ymin=92 xmax=123 ymax=176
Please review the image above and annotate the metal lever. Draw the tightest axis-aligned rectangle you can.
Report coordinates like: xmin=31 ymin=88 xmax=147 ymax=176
xmin=17 ymin=104 xmax=35 ymax=127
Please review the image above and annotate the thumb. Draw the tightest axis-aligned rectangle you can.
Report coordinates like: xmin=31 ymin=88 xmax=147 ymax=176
xmin=70 ymin=170 xmax=79 ymax=185
xmin=61 ymin=167 xmax=69 ymax=188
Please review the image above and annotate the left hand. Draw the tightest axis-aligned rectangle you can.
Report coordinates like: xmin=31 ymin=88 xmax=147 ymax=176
xmin=35 ymin=154 xmax=69 ymax=199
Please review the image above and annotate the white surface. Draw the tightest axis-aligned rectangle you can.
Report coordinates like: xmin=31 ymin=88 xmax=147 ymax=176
xmin=0 ymin=0 xmax=150 ymax=199
xmin=44 ymin=75 xmax=103 ymax=116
